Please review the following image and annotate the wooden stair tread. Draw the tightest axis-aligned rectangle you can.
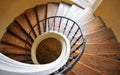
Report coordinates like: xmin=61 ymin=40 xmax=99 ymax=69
xmin=72 ymin=61 xmax=104 ymax=75
xmin=85 ymin=43 xmax=120 ymax=48
xmin=79 ymin=54 xmax=120 ymax=75
xmin=22 ymin=59 xmax=34 ymax=64
xmin=46 ymin=3 xmax=59 ymax=31
xmin=74 ymin=44 xmax=120 ymax=55
xmin=95 ymin=54 xmax=120 ymax=61
xmin=73 ymin=43 xmax=120 ymax=60
xmin=0 ymin=43 xmax=30 ymax=55
xmin=36 ymin=5 xmax=47 ymax=34
xmin=58 ymin=4 xmax=83 ymax=35
xmin=65 ymin=4 xmax=83 ymax=21
xmin=1 ymin=31 xmax=30 ymax=48
xmin=5 ymin=54 xmax=31 ymax=62
xmin=15 ymin=14 xmax=36 ymax=39
xmin=84 ymin=28 xmax=118 ymax=44
xmin=77 ymin=7 xmax=95 ymax=26
xmin=66 ymin=70 xmax=76 ymax=75
xmin=85 ymin=44 xmax=120 ymax=54
xmin=25 ymin=8 xmax=39 ymax=36
xmin=36 ymin=5 xmax=47 ymax=21
xmin=7 ymin=22 xmax=33 ymax=44
xmin=84 ymin=44 xmax=120 ymax=60
xmin=47 ymin=3 xmax=59 ymax=17
xmin=56 ymin=2 xmax=71 ymax=16
xmin=72 ymin=28 xmax=118 ymax=44
xmin=81 ymin=16 xmax=106 ymax=34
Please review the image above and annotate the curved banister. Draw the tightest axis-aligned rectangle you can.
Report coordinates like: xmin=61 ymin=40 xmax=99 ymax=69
xmin=0 ymin=16 xmax=85 ymax=75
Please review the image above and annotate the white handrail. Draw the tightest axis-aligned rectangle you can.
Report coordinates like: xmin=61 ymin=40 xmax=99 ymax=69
xmin=0 ymin=32 xmax=70 ymax=75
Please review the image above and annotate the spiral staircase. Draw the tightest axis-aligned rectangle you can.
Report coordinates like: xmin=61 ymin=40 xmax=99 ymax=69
xmin=0 ymin=2 xmax=120 ymax=75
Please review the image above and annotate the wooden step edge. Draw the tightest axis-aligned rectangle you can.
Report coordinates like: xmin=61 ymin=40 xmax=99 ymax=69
xmin=82 ymin=53 xmax=120 ymax=63
xmin=84 ymin=53 xmax=120 ymax=61
xmin=84 ymin=51 xmax=120 ymax=55
xmin=6 ymin=54 xmax=31 ymax=62
xmin=22 ymin=59 xmax=34 ymax=64
xmin=85 ymin=43 xmax=120 ymax=49
xmin=1 ymin=31 xmax=31 ymax=49
xmin=79 ymin=54 xmax=120 ymax=74
xmin=46 ymin=3 xmax=59 ymax=32
xmin=84 ymin=27 xmax=111 ymax=36
xmin=66 ymin=70 xmax=76 ymax=75
xmin=71 ymin=69 xmax=77 ymax=75
xmin=7 ymin=30 xmax=32 ymax=46
xmin=24 ymin=10 xmax=37 ymax=38
xmin=90 ymin=54 xmax=120 ymax=61
xmin=35 ymin=5 xmax=46 ymax=34
xmin=74 ymin=50 xmax=120 ymax=64
xmin=78 ymin=61 xmax=105 ymax=75
xmin=84 ymin=47 xmax=120 ymax=54
xmin=24 ymin=12 xmax=37 ymax=38
xmin=84 ymin=53 xmax=120 ymax=56
xmin=14 ymin=13 xmax=36 ymax=40
xmin=0 ymin=41 xmax=30 ymax=51
xmin=74 ymin=44 xmax=120 ymax=55
xmin=73 ymin=28 xmax=118 ymax=44
xmin=7 ymin=22 xmax=33 ymax=45
xmin=7 ymin=29 xmax=33 ymax=45
xmin=80 ymin=17 xmax=106 ymax=28
xmin=5 ymin=54 xmax=31 ymax=56
xmin=82 ymin=16 xmax=106 ymax=28
xmin=82 ymin=25 xmax=107 ymax=35
xmin=7 ymin=21 xmax=32 ymax=42
xmin=35 ymin=4 xmax=47 ymax=34
xmin=46 ymin=2 xmax=59 ymax=17
xmin=64 ymin=4 xmax=84 ymax=21
xmin=81 ymin=16 xmax=107 ymax=34
xmin=14 ymin=20 xmax=34 ymax=41
xmin=72 ymin=51 xmax=120 ymax=68
xmin=0 ymin=42 xmax=31 ymax=55
xmin=84 ymin=44 xmax=120 ymax=50
xmin=34 ymin=6 xmax=41 ymax=35
xmin=84 ymin=28 xmax=118 ymax=43
xmin=77 ymin=8 xmax=96 ymax=27
xmin=56 ymin=2 xmax=71 ymax=16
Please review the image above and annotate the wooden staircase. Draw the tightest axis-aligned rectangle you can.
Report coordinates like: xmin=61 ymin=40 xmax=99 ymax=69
xmin=0 ymin=2 xmax=120 ymax=75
